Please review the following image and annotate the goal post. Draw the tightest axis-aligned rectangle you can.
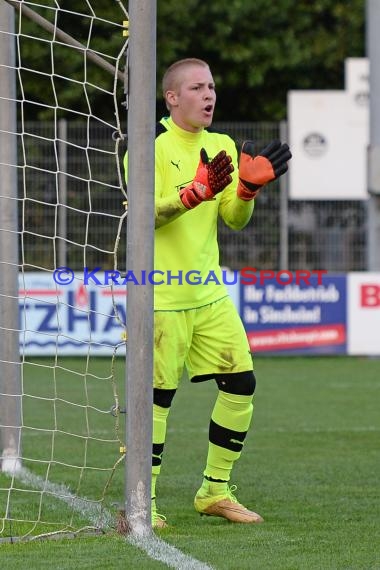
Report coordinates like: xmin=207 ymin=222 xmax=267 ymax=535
xmin=0 ymin=0 xmax=22 ymax=476
xmin=125 ymin=0 xmax=156 ymax=536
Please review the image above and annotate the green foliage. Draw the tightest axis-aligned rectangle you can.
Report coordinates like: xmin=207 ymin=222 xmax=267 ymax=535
xmin=156 ymin=0 xmax=365 ymax=120
xmin=16 ymin=1 xmax=127 ymax=121
xmin=13 ymin=0 xmax=365 ymax=121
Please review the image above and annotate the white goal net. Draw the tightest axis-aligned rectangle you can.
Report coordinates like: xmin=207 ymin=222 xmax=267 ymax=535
xmin=0 ymin=0 xmax=129 ymax=540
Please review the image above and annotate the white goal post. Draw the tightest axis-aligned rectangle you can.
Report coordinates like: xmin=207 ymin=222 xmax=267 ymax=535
xmin=0 ymin=0 xmax=21 ymax=479
xmin=0 ymin=0 xmax=155 ymax=540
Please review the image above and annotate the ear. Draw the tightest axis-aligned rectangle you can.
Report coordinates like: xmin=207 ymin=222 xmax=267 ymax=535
xmin=165 ymin=90 xmax=179 ymax=108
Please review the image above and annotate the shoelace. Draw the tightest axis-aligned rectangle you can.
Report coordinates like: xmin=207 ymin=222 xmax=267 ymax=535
xmin=152 ymin=498 xmax=167 ymax=525
xmin=225 ymin=484 xmax=240 ymax=504
xmin=154 ymin=512 xmax=167 ymax=524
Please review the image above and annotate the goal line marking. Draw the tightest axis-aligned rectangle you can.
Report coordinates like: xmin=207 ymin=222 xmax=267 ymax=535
xmin=8 ymin=468 xmax=214 ymax=569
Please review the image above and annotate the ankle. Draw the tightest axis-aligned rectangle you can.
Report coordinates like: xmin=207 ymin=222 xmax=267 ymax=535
xmin=202 ymin=476 xmax=228 ymax=496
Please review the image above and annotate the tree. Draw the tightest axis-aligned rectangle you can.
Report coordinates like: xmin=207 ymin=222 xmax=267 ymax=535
xmin=12 ymin=0 xmax=365 ymax=121
xmin=15 ymin=0 xmax=128 ymax=122
xmin=156 ymin=0 xmax=365 ymax=120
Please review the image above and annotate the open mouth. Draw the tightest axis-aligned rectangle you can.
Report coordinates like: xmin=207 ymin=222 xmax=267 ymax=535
xmin=204 ymin=105 xmax=213 ymax=113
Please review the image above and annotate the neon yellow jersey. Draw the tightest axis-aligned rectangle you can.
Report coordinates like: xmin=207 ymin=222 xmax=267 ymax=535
xmin=124 ymin=116 xmax=254 ymax=311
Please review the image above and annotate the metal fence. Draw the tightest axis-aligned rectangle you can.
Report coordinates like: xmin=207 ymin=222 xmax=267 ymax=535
xmin=18 ymin=121 xmax=367 ymax=273
xmin=18 ymin=120 xmax=127 ymax=273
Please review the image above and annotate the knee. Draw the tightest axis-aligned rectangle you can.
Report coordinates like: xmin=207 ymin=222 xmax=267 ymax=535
xmin=214 ymin=371 xmax=256 ymax=396
xmin=153 ymin=388 xmax=176 ymax=408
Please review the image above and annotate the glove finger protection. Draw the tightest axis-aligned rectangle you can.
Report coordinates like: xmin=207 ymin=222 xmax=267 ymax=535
xmin=208 ymin=150 xmax=235 ymax=193
xmin=180 ymin=148 xmax=234 ymax=210
xmin=237 ymin=139 xmax=292 ymax=201
xmin=259 ymin=140 xmax=292 ymax=174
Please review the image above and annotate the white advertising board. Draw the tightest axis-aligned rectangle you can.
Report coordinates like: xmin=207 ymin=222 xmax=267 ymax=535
xmin=345 ymin=57 xmax=369 ymax=105
xmin=19 ymin=272 xmax=126 ymax=356
xmin=288 ymin=91 xmax=368 ymax=200
xmin=347 ymin=272 xmax=380 ymax=355
xmin=288 ymin=57 xmax=369 ymax=200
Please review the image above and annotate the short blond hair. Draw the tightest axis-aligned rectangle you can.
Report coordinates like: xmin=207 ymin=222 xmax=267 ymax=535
xmin=162 ymin=58 xmax=210 ymax=108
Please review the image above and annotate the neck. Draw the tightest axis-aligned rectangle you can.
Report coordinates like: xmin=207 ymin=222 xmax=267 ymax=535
xmin=170 ymin=114 xmax=204 ymax=134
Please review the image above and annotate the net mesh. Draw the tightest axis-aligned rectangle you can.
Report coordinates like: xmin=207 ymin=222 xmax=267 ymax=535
xmin=0 ymin=0 xmax=129 ymax=540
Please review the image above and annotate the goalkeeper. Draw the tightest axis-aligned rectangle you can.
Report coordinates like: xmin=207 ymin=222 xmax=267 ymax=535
xmin=124 ymin=58 xmax=291 ymax=528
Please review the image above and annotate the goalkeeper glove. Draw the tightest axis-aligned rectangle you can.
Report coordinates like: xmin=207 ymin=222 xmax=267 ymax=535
xmin=237 ymin=140 xmax=292 ymax=200
xmin=179 ymin=148 xmax=234 ymax=209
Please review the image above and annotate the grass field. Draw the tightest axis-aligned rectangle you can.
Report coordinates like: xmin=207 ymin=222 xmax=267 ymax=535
xmin=1 ymin=356 xmax=380 ymax=569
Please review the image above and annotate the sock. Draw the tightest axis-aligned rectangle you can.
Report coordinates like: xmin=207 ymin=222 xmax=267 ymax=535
xmin=151 ymin=403 xmax=170 ymax=502
xmin=204 ymin=390 xmax=254 ymax=484
xmin=200 ymin=476 xmax=228 ymax=496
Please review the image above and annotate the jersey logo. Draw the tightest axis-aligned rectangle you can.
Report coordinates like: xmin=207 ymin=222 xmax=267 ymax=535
xmin=170 ymin=159 xmax=181 ymax=171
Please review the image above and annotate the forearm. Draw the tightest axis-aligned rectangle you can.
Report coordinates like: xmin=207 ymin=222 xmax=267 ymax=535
xmin=219 ymin=190 xmax=255 ymax=230
xmin=155 ymin=194 xmax=188 ymax=229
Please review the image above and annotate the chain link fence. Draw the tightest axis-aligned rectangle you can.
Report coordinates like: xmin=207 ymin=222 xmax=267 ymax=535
xmin=19 ymin=121 xmax=367 ymax=273
xmin=18 ymin=120 xmax=127 ymax=272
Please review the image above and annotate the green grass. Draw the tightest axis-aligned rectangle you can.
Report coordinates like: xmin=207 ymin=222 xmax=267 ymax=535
xmin=1 ymin=356 xmax=380 ymax=569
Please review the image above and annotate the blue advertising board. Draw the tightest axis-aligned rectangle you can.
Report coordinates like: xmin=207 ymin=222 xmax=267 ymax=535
xmin=240 ymin=271 xmax=347 ymax=355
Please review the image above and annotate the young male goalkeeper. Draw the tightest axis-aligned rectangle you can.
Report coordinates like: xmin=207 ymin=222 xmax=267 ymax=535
xmin=124 ymin=58 xmax=291 ymax=528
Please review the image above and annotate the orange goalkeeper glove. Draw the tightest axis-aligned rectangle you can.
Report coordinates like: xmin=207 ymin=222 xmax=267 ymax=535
xmin=237 ymin=140 xmax=292 ymax=200
xmin=179 ymin=148 xmax=234 ymax=209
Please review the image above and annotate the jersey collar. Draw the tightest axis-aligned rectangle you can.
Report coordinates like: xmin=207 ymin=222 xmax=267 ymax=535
xmin=161 ymin=116 xmax=204 ymax=144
